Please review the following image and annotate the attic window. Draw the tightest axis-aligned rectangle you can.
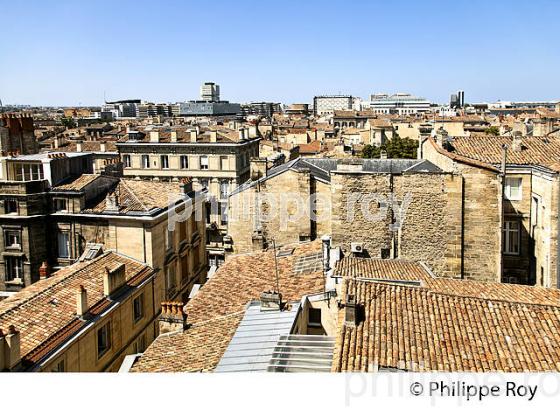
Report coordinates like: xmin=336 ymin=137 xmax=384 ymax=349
xmin=293 ymin=252 xmax=323 ymax=274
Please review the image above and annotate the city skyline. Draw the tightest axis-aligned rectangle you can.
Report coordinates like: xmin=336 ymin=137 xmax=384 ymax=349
xmin=1 ymin=0 xmax=559 ymax=106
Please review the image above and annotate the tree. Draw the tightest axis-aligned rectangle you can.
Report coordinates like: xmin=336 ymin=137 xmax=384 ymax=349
xmin=485 ymin=126 xmax=500 ymax=136
xmin=361 ymin=135 xmax=419 ymax=159
xmin=60 ymin=117 xmax=77 ymax=129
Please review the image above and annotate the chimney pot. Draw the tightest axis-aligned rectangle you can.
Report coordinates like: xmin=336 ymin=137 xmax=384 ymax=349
xmin=39 ymin=261 xmax=50 ymax=280
xmin=76 ymin=285 xmax=88 ymax=317
xmin=345 ymin=294 xmax=358 ymax=326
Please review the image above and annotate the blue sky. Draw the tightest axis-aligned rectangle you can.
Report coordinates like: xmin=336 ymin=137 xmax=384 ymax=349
xmin=1 ymin=0 xmax=559 ymax=106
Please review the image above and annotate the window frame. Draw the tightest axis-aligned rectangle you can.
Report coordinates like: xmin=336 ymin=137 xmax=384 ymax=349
xmin=160 ymin=155 xmax=169 ymax=169
xmin=4 ymin=256 xmax=24 ymax=282
xmin=504 ymin=177 xmax=522 ymax=201
xmin=503 ymin=220 xmax=521 ymax=255
xmin=141 ymin=154 xmax=150 ymax=169
xmin=96 ymin=321 xmax=112 ymax=359
xmin=4 ymin=199 xmax=18 ymax=215
xmin=4 ymin=229 xmax=22 ymax=250
xmin=180 ymin=155 xmax=189 ymax=169
xmin=133 ymin=293 xmax=144 ymax=323
xmin=57 ymin=231 xmax=71 ymax=259
xmin=200 ymin=155 xmax=209 ymax=170
xmin=123 ymin=154 xmax=131 ymax=168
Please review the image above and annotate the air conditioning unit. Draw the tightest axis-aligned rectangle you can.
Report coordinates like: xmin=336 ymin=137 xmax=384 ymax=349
xmin=351 ymin=242 xmax=363 ymax=254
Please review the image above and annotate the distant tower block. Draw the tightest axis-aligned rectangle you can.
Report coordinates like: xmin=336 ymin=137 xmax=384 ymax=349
xmin=200 ymin=82 xmax=220 ymax=102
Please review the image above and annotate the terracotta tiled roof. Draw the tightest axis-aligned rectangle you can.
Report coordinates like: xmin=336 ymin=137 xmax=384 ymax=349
xmin=298 ymin=140 xmax=322 ymax=154
xmin=335 ymin=257 xmax=560 ymax=306
xmin=446 ymin=135 xmax=560 ymax=172
xmin=333 ymin=279 xmax=560 ymax=372
xmin=52 ymin=174 xmax=101 ymax=191
xmin=83 ymin=179 xmax=184 ymax=214
xmin=131 ymin=241 xmax=325 ymax=372
xmin=0 ymin=252 xmax=152 ymax=367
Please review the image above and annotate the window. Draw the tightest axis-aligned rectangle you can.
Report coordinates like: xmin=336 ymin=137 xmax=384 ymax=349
xmin=133 ymin=294 xmax=144 ymax=322
xmin=4 ymin=230 xmax=21 ymax=249
xmin=308 ymin=308 xmax=322 ymax=328
xmin=5 ymin=256 xmax=23 ymax=282
xmin=180 ymin=155 xmax=189 ymax=169
xmin=165 ymin=264 xmax=176 ymax=297
xmin=142 ymin=155 xmax=150 ymax=169
xmin=165 ymin=227 xmax=173 ymax=250
xmin=54 ymin=198 xmax=68 ymax=212
xmin=504 ymin=177 xmax=522 ymax=201
xmin=220 ymin=202 xmax=228 ymax=226
xmin=57 ymin=232 xmax=71 ymax=258
xmin=123 ymin=154 xmax=131 ymax=168
xmin=160 ymin=155 xmax=169 ymax=169
xmin=97 ymin=322 xmax=112 ymax=358
xmin=51 ymin=359 xmax=65 ymax=372
xmin=133 ymin=333 xmax=147 ymax=354
xmin=4 ymin=199 xmax=17 ymax=215
xmin=503 ymin=221 xmax=520 ymax=255
xmin=200 ymin=155 xmax=209 ymax=170
xmin=219 ymin=180 xmax=229 ymax=199
xmin=220 ymin=155 xmax=228 ymax=170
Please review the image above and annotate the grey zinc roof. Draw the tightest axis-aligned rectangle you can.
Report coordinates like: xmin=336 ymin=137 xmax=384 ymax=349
xmin=214 ymin=301 xmax=301 ymax=372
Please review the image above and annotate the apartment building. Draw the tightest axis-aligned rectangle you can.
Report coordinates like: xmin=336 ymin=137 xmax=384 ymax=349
xmin=421 ymin=130 xmax=560 ymax=287
xmin=0 ymin=151 xmax=207 ymax=302
xmin=117 ymin=125 xmax=260 ymax=267
xmin=366 ymin=93 xmax=431 ymax=115
xmin=0 ymin=252 xmax=159 ymax=372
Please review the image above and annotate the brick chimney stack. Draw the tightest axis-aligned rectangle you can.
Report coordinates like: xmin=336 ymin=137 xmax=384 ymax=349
xmin=39 ymin=261 xmax=50 ymax=280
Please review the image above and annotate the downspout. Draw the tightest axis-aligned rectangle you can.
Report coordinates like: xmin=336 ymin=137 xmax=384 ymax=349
xmin=500 ymin=144 xmax=508 ymax=283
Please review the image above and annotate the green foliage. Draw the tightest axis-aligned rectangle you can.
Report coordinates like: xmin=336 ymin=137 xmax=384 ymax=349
xmin=361 ymin=135 xmax=419 ymax=159
xmin=60 ymin=117 xmax=77 ymax=129
xmin=485 ymin=126 xmax=500 ymax=136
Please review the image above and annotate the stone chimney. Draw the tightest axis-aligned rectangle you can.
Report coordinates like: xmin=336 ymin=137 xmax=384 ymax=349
xmin=54 ymin=137 xmax=59 ymax=149
xmin=238 ymin=129 xmax=245 ymax=141
xmin=436 ymin=127 xmax=449 ymax=149
xmin=344 ymin=294 xmax=357 ymax=326
xmin=105 ymin=191 xmax=119 ymax=213
xmin=149 ymin=131 xmax=160 ymax=143
xmin=260 ymin=291 xmax=282 ymax=311
xmin=1 ymin=326 xmax=21 ymax=370
xmin=556 ymin=103 xmax=560 ymax=114
xmin=190 ymin=129 xmax=198 ymax=143
xmin=103 ymin=263 xmax=126 ymax=296
xmin=170 ymin=131 xmax=178 ymax=142
xmin=39 ymin=261 xmax=50 ymax=280
xmin=512 ymin=131 xmax=523 ymax=152
xmin=100 ymin=141 xmax=106 ymax=152
xmin=159 ymin=301 xmax=188 ymax=334
xmin=76 ymin=140 xmax=83 ymax=152
xmin=209 ymin=130 xmax=218 ymax=143
xmin=76 ymin=285 xmax=88 ymax=317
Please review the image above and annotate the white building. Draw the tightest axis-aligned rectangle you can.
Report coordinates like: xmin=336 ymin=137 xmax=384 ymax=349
xmin=313 ymin=95 xmax=353 ymax=116
xmin=365 ymin=93 xmax=431 ymax=115
xmin=200 ymin=82 xmax=220 ymax=102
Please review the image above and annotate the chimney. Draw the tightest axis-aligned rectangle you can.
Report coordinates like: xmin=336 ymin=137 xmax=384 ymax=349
xmin=512 ymin=131 xmax=523 ymax=152
xmin=76 ymin=140 xmax=83 ymax=152
xmin=39 ymin=261 xmax=50 ymax=280
xmin=556 ymin=103 xmax=560 ymax=114
xmin=54 ymin=137 xmax=59 ymax=149
xmin=344 ymin=294 xmax=357 ymax=326
xmin=76 ymin=285 xmax=88 ymax=317
xmin=260 ymin=290 xmax=282 ymax=311
xmin=103 ymin=263 xmax=126 ymax=296
xmin=209 ymin=130 xmax=217 ymax=143
xmin=100 ymin=141 xmax=106 ymax=152
xmin=159 ymin=301 xmax=188 ymax=334
xmin=380 ymin=149 xmax=387 ymax=159
xmin=436 ymin=127 xmax=449 ymax=149
xmin=2 ymin=326 xmax=21 ymax=370
xmin=170 ymin=131 xmax=178 ymax=142
xmin=238 ymin=129 xmax=245 ymax=141
xmin=105 ymin=192 xmax=119 ymax=212
xmin=149 ymin=131 xmax=160 ymax=143
xmin=190 ymin=130 xmax=198 ymax=143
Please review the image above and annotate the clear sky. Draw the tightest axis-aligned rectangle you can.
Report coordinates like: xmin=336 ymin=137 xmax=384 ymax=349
xmin=1 ymin=0 xmax=559 ymax=106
